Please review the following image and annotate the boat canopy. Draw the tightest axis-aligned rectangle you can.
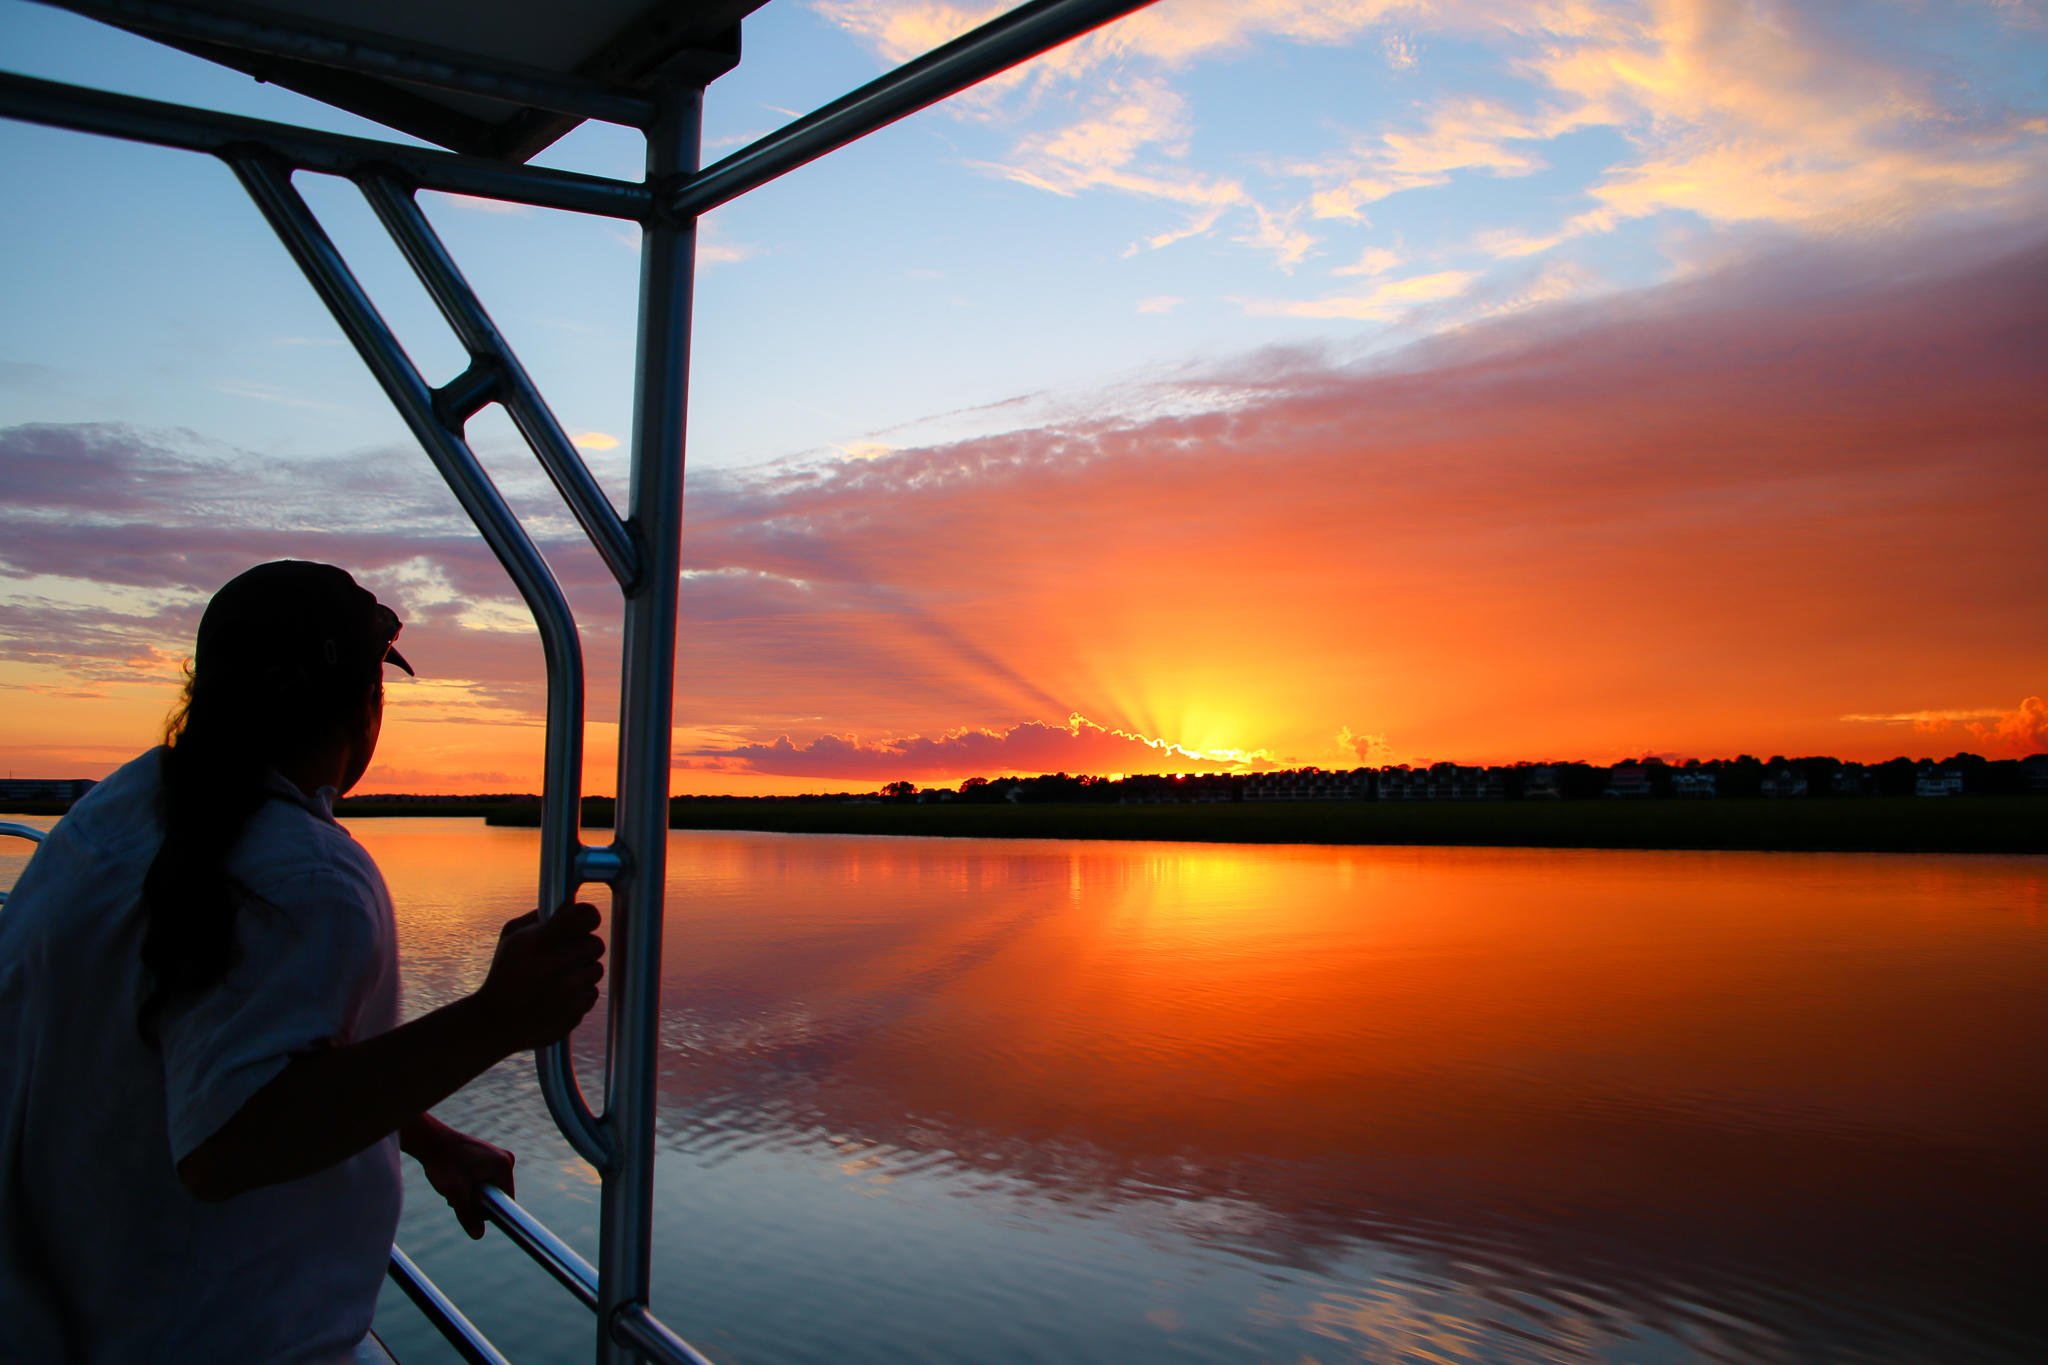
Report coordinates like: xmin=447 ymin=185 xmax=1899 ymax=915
xmin=55 ymin=0 xmax=768 ymax=159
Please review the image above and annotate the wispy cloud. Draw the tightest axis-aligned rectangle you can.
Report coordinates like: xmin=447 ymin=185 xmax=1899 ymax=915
xmin=976 ymin=74 xmax=1304 ymax=264
xmin=1246 ymin=269 xmax=1476 ymax=320
xmin=813 ymin=0 xmax=2048 ymax=288
xmin=1300 ymin=96 xmax=1552 ymax=222
xmin=1524 ymin=1 xmax=2048 ymax=233
xmin=1470 ymin=224 xmax=1580 ymax=260
xmin=1333 ymin=246 xmax=1405 ymax=277
xmin=1839 ymin=708 xmax=2006 ymax=729
xmin=210 ymin=381 xmax=350 ymax=412
xmin=424 ymin=191 xmax=530 ymax=216
xmin=1842 ymin=698 xmax=2048 ymax=755
xmin=698 ymin=219 xmax=761 ymax=266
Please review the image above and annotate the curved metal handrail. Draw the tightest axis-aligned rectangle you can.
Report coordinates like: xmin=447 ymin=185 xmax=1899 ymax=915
xmin=0 ymin=821 xmax=46 ymax=908
xmin=228 ymin=154 xmax=613 ymax=1172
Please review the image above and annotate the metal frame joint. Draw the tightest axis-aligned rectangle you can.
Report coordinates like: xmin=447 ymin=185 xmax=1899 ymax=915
xmin=645 ymin=172 xmax=699 ymax=232
xmin=433 ymin=357 xmax=503 ymax=430
xmin=574 ymin=843 xmax=628 ymax=887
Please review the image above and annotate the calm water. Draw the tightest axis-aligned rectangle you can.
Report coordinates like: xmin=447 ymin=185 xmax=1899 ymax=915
xmin=5 ymin=819 xmax=2046 ymax=1363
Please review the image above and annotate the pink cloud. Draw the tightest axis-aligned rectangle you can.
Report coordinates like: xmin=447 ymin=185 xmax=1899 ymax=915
xmin=681 ymin=714 xmax=1259 ymax=782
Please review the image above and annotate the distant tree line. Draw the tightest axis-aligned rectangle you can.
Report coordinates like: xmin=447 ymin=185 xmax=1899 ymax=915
xmin=849 ymin=752 xmax=2048 ymax=805
xmin=24 ymin=758 xmax=2041 ymax=820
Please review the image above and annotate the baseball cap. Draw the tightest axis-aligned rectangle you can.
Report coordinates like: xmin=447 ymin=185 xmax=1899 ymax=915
xmin=197 ymin=561 xmax=414 ymax=682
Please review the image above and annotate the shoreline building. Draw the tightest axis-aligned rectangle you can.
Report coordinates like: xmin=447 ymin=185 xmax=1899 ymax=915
xmin=1378 ymin=764 xmax=1504 ymax=801
xmin=1761 ymin=767 xmax=1810 ymax=798
xmin=1243 ymin=768 xmax=1374 ymax=801
xmin=0 ymin=778 xmax=96 ymax=803
xmin=1672 ymin=770 xmax=1718 ymax=798
xmin=1606 ymin=765 xmax=1654 ymax=799
xmin=1915 ymin=765 xmax=1965 ymax=797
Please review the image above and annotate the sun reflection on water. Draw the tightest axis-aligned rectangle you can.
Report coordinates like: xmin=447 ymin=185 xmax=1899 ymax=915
xmin=342 ymin=820 xmax=2048 ymax=1365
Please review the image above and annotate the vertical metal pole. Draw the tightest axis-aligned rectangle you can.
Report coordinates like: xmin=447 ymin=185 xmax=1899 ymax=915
xmin=597 ymin=79 xmax=700 ymax=1363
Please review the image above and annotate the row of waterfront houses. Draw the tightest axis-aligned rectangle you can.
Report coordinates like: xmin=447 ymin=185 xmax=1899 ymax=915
xmin=1191 ymin=755 xmax=2048 ymax=803
xmin=0 ymin=778 xmax=96 ymax=804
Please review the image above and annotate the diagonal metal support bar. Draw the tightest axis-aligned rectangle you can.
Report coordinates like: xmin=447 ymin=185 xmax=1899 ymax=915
xmin=670 ymin=0 xmax=1155 ymax=218
xmin=227 ymin=152 xmax=613 ymax=1171
xmin=360 ymin=176 xmax=643 ymax=590
xmin=38 ymin=0 xmax=659 ymax=127
xmin=0 ymin=70 xmax=651 ymax=218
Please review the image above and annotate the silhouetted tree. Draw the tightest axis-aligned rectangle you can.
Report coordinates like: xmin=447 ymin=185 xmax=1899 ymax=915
xmin=1556 ymin=763 xmax=1608 ymax=800
xmin=1873 ymin=757 xmax=1918 ymax=797
xmin=1941 ymin=753 xmax=1992 ymax=795
xmin=1718 ymin=755 xmax=1765 ymax=798
xmin=1790 ymin=756 xmax=1841 ymax=798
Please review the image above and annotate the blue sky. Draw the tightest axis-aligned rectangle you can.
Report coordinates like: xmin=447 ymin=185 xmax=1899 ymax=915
xmin=11 ymin=0 xmax=2039 ymax=477
xmin=4 ymin=0 xmax=2046 ymax=789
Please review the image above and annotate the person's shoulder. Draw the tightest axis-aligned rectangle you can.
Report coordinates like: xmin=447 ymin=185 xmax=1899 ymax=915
xmin=228 ymin=848 xmax=387 ymax=969
xmin=236 ymin=796 xmax=385 ymax=908
xmin=239 ymin=795 xmax=373 ymax=868
xmin=0 ymin=749 xmax=163 ymax=950
xmin=35 ymin=748 xmax=165 ymax=864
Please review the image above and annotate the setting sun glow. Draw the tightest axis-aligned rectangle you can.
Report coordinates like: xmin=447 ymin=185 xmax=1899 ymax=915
xmin=2 ymin=0 xmax=2043 ymax=792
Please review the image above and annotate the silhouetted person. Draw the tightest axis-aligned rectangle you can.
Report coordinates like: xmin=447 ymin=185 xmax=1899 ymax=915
xmin=0 ymin=560 xmax=604 ymax=1362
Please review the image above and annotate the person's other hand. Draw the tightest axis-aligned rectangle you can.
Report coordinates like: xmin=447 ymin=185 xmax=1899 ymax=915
xmin=475 ymin=900 xmax=604 ymax=1053
xmin=415 ymin=1125 xmax=514 ymax=1240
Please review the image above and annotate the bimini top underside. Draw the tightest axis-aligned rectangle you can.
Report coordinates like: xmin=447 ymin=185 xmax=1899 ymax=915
xmin=44 ymin=0 xmax=771 ymax=160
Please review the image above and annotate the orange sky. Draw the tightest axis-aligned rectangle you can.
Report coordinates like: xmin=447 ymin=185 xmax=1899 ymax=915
xmin=2 ymin=228 xmax=2045 ymax=794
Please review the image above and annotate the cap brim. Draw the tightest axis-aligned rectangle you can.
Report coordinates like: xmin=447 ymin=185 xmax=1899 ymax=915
xmin=385 ymin=644 xmax=416 ymax=676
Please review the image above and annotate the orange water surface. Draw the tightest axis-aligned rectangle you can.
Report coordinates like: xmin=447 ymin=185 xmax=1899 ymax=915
xmin=333 ymin=824 xmax=2048 ymax=1364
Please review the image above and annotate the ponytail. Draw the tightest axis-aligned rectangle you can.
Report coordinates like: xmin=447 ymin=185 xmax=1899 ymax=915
xmin=138 ymin=657 xmax=378 ymax=1035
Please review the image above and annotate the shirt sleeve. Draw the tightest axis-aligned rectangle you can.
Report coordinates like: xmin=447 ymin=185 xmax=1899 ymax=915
xmin=157 ymin=866 xmax=382 ymax=1165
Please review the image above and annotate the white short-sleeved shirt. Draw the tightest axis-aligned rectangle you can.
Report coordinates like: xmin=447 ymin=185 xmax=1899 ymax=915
xmin=0 ymin=749 xmax=401 ymax=1364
